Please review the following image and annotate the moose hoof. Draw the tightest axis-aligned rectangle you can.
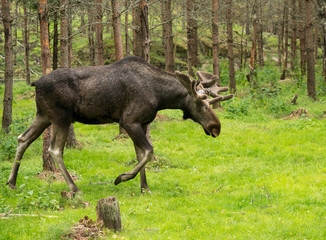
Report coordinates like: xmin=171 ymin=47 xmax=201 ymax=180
xmin=114 ymin=174 xmax=125 ymax=185
xmin=141 ymin=187 xmax=152 ymax=194
xmin=114 ymin=172 xmax=135 ymax=185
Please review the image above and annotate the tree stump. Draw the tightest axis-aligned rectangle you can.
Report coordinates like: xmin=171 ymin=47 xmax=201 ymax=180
xmin=96 ymin=196 xmax=121 ymax=231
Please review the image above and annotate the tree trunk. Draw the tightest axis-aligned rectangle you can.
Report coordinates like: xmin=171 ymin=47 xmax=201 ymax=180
xmin=95 ymin=0 xmax=104 ymax=65
xmin=186 ymin=0 xmax=199 ymax=77
xmin=281 ymin=0 xmax=289 ymax=80
xmin=88 ymin=6 xmax=96 ymax=66
xmin=68 ymin=12 xmax=73 ymax=67
xmin=257 ymin=0 xmax=264 ymax=67
xmin=60 ymin=0 xmax=69 ymax=68
xmin=53 ymin=10 xmax=58 ymax=70
xmin=226 ymin=0 xmax=236 ymax=93
xmin=23 ymin=4 xmax=31 ymax=85
xmin=314 ymin=21 xmax=318 ymax=62
xmin=96 ymin=197 xmax=121 ymax=231
xmin=305 ymin=0 xmax=316 ymax=99
xmin=245 ymin=0 xmax=250 ymax=35
xmin=132 ymin=0 xmax=150 ymax=62
xmin=39 ymin=0 xmax=56 ymax=172
xmin=1 ymin=0 xmax=13 ymax=133
xmin=161 ymin=0 xmax=174 ymax=73
xmin=290 ymin=0 xmax=297 ymax=71
xmin=13 ymin=1 xmax=18 ymax=66
xmin=318 ymin=0 xmax=326 ymax=83
xmin=298 ymin=0 xmax=306 ymax=76
xmin=111 ymin=0 xmax=124 ymax=61
xmin=212 ymin=0 xmax=220 ymax=85
xmin=247 ymin=4 xmax=258 ymax=87
xmin=125 ymin=0 xmax=130 ymax=56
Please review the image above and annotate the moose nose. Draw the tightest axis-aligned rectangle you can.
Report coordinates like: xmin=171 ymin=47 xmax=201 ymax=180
xmin=207 ymin=123 xmax=220 ymax=138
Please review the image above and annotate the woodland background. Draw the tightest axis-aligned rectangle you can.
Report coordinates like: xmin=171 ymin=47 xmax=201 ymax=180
xmin=0 ymin=0 xmax=326 ymax=239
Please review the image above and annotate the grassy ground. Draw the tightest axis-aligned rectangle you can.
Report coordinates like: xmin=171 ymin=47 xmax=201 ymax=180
xmin=0 ymin=79 xmax=325 ymax=239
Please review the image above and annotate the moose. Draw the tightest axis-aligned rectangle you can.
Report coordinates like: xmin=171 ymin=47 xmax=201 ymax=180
xmin=7 ymin=56 xmax=233 ymax=194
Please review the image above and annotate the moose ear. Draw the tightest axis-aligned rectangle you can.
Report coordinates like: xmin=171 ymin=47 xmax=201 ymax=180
xmin=175 ymin=71 xmax=197 ymax=97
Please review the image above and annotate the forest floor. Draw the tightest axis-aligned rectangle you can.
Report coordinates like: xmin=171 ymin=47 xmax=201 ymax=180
xmin=0 ymin=77 xmax=325 ymax=239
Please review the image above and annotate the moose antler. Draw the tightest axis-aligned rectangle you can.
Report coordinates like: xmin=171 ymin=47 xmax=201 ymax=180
xmin=175 ymin=71 xmax=234 ymax=105
xmin=196 ymin=71 xmax=234 ymax=105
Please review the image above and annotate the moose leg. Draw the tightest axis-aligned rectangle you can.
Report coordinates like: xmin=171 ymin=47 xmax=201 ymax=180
xmin=114 ymin=123 xmax=154 ymax=186
xmin=48 ymin=123 xmax=80 ymax=194
xmin=7 ymin=114 xmax=51 ymax=189
xmin=135 ymin=145 xmax=150 ymax=193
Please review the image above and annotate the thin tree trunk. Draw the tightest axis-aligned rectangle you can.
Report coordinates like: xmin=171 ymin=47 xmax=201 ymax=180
xmin=95 ymin=0 xmax=104 ymax=65
xmin=257 ymin=0 xmax=264 ymax=67
xmin=247 ymin=3 xmax=258 ymax=87
xmin=318 ymin=0 xmax=326 ymax=82
xmin=60 ymin=0 xmax=69 ymax=68
xmin=305 ymin=0 xmax=316 ymax=99
xmin=299 ymin=0 xmax=306 ymax=76
xmin=23 ymin=4 xmax=31 ymax=85
xmin=281 ymin=0 xmax=289 ymax=80
xmin=290 ymin=0 xmax=297 ymax=71
xmin=314 ymin=21 xmax=319 ymax=62
xmin=161 ymin=0 xmax=174 ymax=72
xmin=68 ymin=12 xmax=73 ymax=67
xmin=13 ymin=1 xmax=18 ymax=66
xmin=186 ymin=0 xmax=198 ymax=77
xmin=132 ymin=0 xmax=150 ymax=62
xmin=1 ymin=0 xmax=13 ymax=133
xmin=111 ymin=0 xmax=124 ymax=61
xmin=125 ymin=0 xmax=130 ymax=56
xmin=245 ymin=0 xmax=250 ymax=35
xmin=53 ymin=10 xmax=58 ymax=70
xmin=212 ymin=0 xmax=220 ymax=84
xmin=39 ymin=0 xmax=56 ymax=172
xmin=226 ymin=0 xmax=236 ymax=93
xmin=88 ymin=6 xmax=96 ymax=66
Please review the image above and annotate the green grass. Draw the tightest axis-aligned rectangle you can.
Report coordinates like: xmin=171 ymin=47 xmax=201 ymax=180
xmin=0 ymin=79 xmax=326 ymax=239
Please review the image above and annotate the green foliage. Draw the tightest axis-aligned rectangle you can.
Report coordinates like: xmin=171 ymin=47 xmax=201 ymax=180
xmin=16 ymin=184 xmax=61 ymax=211
xmin=0 ymin=113 xmax=33 ymax=161
xmin=225 ymin=97 xmax=250 ymax=119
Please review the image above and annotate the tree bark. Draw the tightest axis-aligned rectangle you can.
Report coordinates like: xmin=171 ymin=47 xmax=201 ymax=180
xmin=60 ymin=0 xmax=69 ymax=68
xmin=132 ymin=0 xmax=150 ymax=62
xmin=1 ymin=0 xmax=13 ymax=133
xmin=305 ymin=0 xmax=316 ymax=99
xmin=53 ymin=10 xmax=59 ymax=70
xmin=111 ymin=0 xmax=124 ymax=61
xmin=88 ymin=6 xmax=96 ymax=66
xmin=290 ymin=0 xmax=297 ymax=71
xmin=125 ymin=0 xmax=130 ymax=56
xmin=95 ymin=0 xmax=104 ymax=65
xmin=39 ymin=0 xmax=56 ymax=172
xmin=212 ymin=0 xmax=220 ymax=85
xmin=161 ymin=0 xmax=174 ymax=73
xmin=23 ymin=4 xmax=31 ymax=85
xmin=186 ymin=0 xmax=199 ymax=77
xmin=96 ymin=197 xmax=121 ymax=231
xmin=281 ymin=0 xmax=289 ymax=80
xmin=298 ymin=0 xmax=306 ymax=76
xmin=318 ymin=0 xmax=326 ymax=83
xmin=226 ymin=0 xmax=236 ymax=93
xmin=257 ymin=0 xmax=264 ymax=67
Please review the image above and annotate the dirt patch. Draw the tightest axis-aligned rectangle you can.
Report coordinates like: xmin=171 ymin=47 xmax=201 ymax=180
xmin=283 ymin=108 xmax=309 ymax=120
xmin=61 ymin=216 xmax=105 ymax=240
xmin=155 ymin=113 xmax=174 ymax=121
xmin=17 ymin=90 xmax=35 ymax=100
xmin=37 ymin=170 xmax=78 ymax=183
